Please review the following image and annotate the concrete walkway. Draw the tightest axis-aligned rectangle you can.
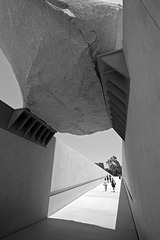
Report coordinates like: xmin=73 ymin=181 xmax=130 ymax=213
xmin=2 ymin=180 xmax=139 ymax=240
xmin=50 ymin=177 xmax=121 ymax=229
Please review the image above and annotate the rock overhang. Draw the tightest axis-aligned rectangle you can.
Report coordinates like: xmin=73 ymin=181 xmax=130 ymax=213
xmin=0 ymin=0 xmax=122 ymax=135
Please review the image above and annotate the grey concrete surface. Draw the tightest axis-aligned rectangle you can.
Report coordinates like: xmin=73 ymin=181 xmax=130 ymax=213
xmin=116 ymin=181 xmax=136 ymax=231
xmin=48 ymin=138 xmax=106 ymax=215
xmin=50 ymin=178 xmax=121 ymax=229
xmin=138 ymin=0 xmax=160 ymax=27
xmin=50 ymin=138 xmax=106 ymax=191
xmin=1 ymin=180 xmax=138 ymax=240
xmin=0 ymin=130 xmax=55 ymax=239
xmin=48 ymin=178 xmax=104 ymax=215
xmin=123 ymin=0 xmax=160 ymax=239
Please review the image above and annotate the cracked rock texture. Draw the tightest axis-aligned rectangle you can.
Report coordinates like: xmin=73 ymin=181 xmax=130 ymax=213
xmin=0 ymin=0 xmax=122 ymax=134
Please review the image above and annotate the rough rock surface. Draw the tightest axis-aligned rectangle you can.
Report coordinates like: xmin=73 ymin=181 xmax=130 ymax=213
xmin=0 ymin=0 xmax=122 ymax=134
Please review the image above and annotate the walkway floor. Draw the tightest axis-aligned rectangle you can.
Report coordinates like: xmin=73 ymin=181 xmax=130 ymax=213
xmin=2 ymin=180 xmax=139 ymax=240
xmin=50 ymin=177 xmax=121 ymax=229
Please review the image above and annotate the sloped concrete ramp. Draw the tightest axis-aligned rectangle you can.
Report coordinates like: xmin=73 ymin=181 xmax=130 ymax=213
xmin=2 ymin=181 xmax=139 ymax=240
xmin=50 ymin=178 xmax=121 ymax=229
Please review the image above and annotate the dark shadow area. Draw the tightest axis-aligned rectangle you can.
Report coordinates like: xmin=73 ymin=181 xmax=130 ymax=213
xmin=2 ymin=218 xmax=138 ymax=240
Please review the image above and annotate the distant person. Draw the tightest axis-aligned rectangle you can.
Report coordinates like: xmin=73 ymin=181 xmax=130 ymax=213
xmin=111 ymin=178 xmax=116 ymax=192
xmin=103 ymin=178 xmax=108 ymax=192
xmin=106 ymin=174 xmax=109 ymax=183
xmin=119 ymin=175 xmax=121 ymax=179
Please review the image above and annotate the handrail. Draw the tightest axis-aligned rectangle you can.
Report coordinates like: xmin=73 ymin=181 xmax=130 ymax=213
xmin=50 ymin=176 xmax=106 ymax=197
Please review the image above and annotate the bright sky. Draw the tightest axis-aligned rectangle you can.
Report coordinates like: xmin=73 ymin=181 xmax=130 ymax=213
xmin=0 ymin=45 xmax=122 ymax=166
xmin=56 ymin=130 xmax=122 ymax=165
xmin=0 ymin=49 xmax=23 ymax=108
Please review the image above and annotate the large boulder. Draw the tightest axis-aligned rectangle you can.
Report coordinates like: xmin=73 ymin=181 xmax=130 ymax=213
xmin=56 ymin=0 xmax=123 ymax=57
xmin=0 ymin=0 xmax=122 ymax=134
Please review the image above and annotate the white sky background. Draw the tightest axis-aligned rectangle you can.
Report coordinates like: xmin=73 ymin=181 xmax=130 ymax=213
xmin=0 ymin=41 xmax=122 ymax=166
xmin=56 ymin=131 xmax=122 ymax=165
xmin=0 ymin=50 xmax=23 ymax=108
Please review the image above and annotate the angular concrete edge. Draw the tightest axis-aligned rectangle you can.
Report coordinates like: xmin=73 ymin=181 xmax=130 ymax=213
xmin=1 ymin=180 xmax=139 ymax=240
xmin=116 ymin=180 xmax=138 ymax=235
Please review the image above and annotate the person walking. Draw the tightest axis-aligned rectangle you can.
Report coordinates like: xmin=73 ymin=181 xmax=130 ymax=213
xmin=106 ymin=174 xmax=109 ymax=183
xmin=103 ymin=177 xmax=108 ymax=192
xmin=111 ymin=178 xmax=116 ymax=192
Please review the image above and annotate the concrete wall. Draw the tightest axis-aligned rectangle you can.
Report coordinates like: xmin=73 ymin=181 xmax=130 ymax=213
xmin=48 ymin=138 xmax=106 ymax=215
xmin=0 ymin=129 xmax=55 ymax=239
xmin=123 ymin=0 xmax=160 ymax=239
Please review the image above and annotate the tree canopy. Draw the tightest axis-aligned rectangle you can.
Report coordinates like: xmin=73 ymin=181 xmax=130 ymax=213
xmin=105 ymin=156 xmax=122 ymax=176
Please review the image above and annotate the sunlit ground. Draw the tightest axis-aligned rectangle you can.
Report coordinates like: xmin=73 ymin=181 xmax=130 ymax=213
xmin=49 ymin=178 xmax=121 ymax=229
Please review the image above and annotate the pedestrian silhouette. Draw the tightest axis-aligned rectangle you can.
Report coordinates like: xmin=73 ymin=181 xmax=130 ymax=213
xmin=111 ymin=178 xmax=116 ymax=192
xmin=106 ymin=174 xmax=109 ymax=183
xmin=103 ymin=178 xmax=108 ymax=191
xmin=109 ymin=174 xmax=112 ymax=182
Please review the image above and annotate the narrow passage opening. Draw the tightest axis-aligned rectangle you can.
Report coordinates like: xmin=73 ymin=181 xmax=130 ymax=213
xmin=49 ymin=129 xmax=122 ymax=230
